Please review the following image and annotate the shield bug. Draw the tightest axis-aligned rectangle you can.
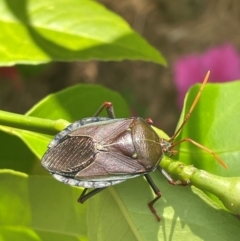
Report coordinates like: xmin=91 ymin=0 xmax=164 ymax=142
xmin=41 ymin=71 xmax=227 ymax=221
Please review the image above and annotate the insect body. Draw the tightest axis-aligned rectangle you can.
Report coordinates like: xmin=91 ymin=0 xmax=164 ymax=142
xmin=41 ymin=71 xmax=226 ymax=221
xmin=42 ymin=110 xmax=167 ymax=221
xmin=42 ymin=117 xmax=163 ymax=188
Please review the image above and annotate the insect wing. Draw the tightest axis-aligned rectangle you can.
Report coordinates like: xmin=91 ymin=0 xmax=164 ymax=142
xmin=75 ymin=150 xmax=147 ymax=181
xmin=41 ymin=135 xmax=96 ymax=175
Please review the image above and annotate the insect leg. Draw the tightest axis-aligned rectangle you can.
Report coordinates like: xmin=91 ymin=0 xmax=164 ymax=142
xmin=157 ymin=166 xmax=188 ymax=185
xmin=144 ymin=174 xmax=161 ymax=222
xmin=78 ymin=187 xmax=107 ymax=203
xmin=93 ymin=102 xmax=116 ymax=118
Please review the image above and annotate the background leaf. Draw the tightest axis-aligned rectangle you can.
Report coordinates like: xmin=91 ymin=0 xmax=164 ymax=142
xmin=174 ymin=81 xmax=240 ymax=209
xmin=0 ymin=0 xmax=166 ymax=65
xmin=26 ymin=85 xmax=130 ymax=121
xmin=1 ymin=170 xmax=239 ymax=241
xmin=0 ymin=169 xmax=88 ymax=241
xmin=0 ymin=131 xmax=37 ymax=174
xmin=175 ymin=81 xmax=240 ymax=177
xmin=87 ymin=173 xmax=240 ymax=241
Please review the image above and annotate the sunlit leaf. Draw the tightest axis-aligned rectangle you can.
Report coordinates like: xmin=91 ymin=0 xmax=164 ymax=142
xmin=175 ymin=81 xmax=240 ymax=176
xmin=174 ymin=81 xmax=240 ymax=209
xmin=1 ymin=170 xmax=239 ymax=241
xmin=88 ymin=172 xmax=240 ymax=241
xmin=0 ymin=0 xmax=166 ymax=65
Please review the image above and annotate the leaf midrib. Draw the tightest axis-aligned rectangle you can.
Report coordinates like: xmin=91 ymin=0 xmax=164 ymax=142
xmin=109 ymin=187 xmax=145 ymax=241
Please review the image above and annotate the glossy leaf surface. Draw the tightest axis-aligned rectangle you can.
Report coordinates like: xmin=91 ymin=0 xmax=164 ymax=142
xmin=174 ymin=81 xmax=240 ymax=209
xmin=0 ymin=0 xmax=166 ymax=65
xmin=175 ymin=81 xmax=240 ymax=177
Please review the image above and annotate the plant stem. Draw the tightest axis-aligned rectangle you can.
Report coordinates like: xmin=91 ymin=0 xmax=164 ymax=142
xmin=191 ymin=169 xmax=240 ymax=215
xmin=160 ymin=156 xmax=240 ymax=215
xmin=0 ymin=110 xmax=70 ymax=135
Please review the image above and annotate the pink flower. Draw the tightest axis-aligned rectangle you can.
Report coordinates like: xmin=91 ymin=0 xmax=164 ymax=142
xmin=174 ymin=44 xmax=240 ymax=107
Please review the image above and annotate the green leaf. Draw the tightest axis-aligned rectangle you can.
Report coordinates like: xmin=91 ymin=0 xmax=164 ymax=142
xmin=1 ymin=170 xmax=239 ymax=241
xmin=174 ymin=81 xmax=240 ymax=209
xmin=175 ymin=81 xmax=240 ymax=177
xmin=0 ymin=169 xmax=88 ymax=241
xmin=0 ymin=131 xmax=37 ymax=174
xmin=26 ymin=85 xmax=130 ymax=121
xmin=87 ymin=172 xmax=240 ymax=241
xmin=0 ymin=0 xmax=166 ymax=65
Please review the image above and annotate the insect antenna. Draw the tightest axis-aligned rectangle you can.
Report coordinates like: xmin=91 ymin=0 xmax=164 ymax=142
xmin=169 ymin=71 xmax=210 ymax=143
xmin=167 ymin=71 xmax=228 ymax=169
